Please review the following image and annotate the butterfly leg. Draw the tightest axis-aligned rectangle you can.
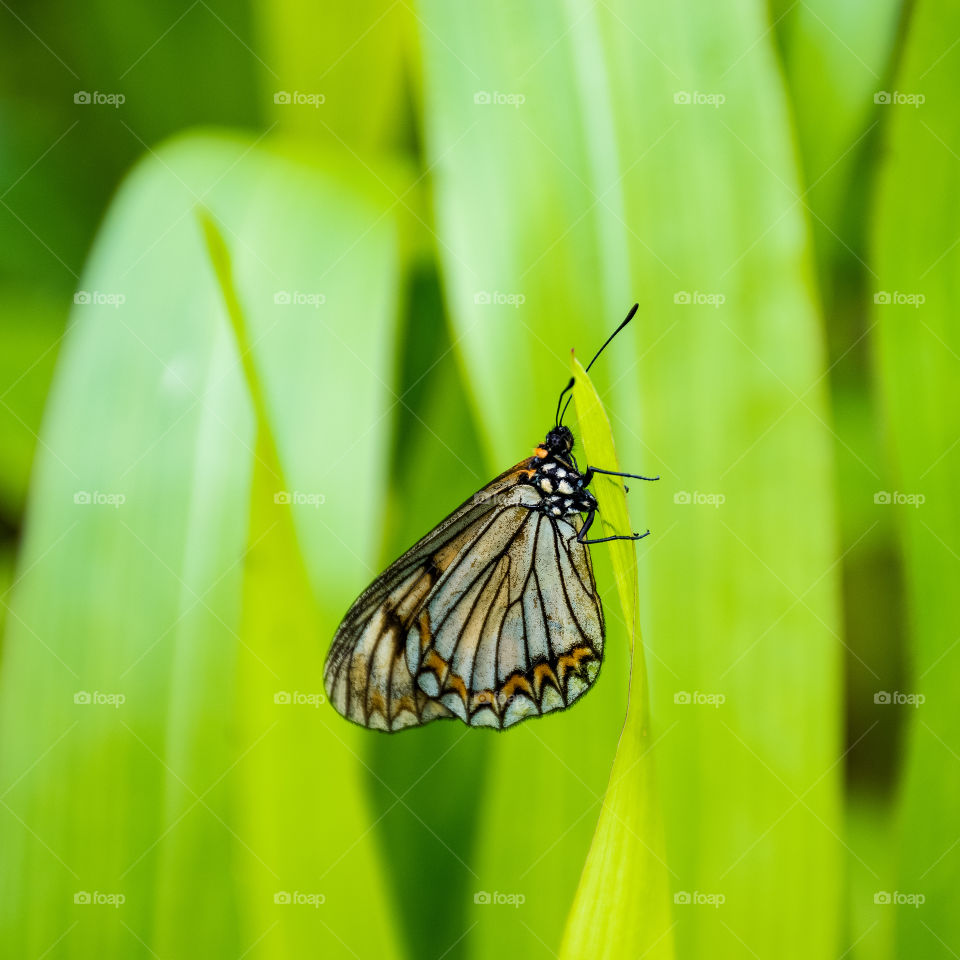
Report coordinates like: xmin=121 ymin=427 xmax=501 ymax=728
xmin=583 ymin=466 xmax=659 ymax=485
xmin=576 ymin=506 xmax=650 ymax=545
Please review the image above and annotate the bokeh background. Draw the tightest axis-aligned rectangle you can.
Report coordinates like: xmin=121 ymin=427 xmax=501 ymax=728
xmin=1 ymin=1 xmax=957 ymax=958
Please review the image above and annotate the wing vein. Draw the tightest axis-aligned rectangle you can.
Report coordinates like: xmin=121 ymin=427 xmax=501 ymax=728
xmin=551 ymin=521 xmax=592 ymax=649
xmin=443 ymin=554 xmax=504 ymax=695
xmin=431 ymin=509 xmax=532 ymax=639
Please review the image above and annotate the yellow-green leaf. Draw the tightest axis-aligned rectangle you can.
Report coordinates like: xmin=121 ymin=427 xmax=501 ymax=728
xmin=872 ymin=3 xmax=960 ymax=953
xmin=559 ymin=356 xmax=674 ymax=959
xmin=0 ymin=132 xmax=405 ymax=960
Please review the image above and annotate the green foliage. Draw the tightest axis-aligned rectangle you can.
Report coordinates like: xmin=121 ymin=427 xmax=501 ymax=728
xmin=0 ymin=2 xmax=956 ymax=959
xmin=872 ymin=3 xmax=960 ymax=954
xmin=0 ymin=133 xmax=405 ymax=958
xmin=600 ymin=3 xmax=845 ymax=951
xmin=412 ymin=3 xmax=844 ymax=956
xmin=0 ymin=295 xmax=63 ymax=517
xmin=560 ymin=357 xmax=674 ymax=959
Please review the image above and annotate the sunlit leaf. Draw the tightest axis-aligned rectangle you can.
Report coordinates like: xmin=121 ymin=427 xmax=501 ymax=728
xmin=872 ymin=4 xmax=960 ymax=954
xmin=560 ymin=356 xmax=674 ymax=959
xmin=414 ymin=2 xmax=845 ymax=958
xmin=413 ymin=5 xmax=635 ymax=953
xmin=255 ymin=0 xmax=408 ymax=151
xmin=0 ymin=132 xmax=405 ymax=959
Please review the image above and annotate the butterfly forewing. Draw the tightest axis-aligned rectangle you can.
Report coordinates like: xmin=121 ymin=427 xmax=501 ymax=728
xmin=324 ymin=463 xmax=604 ymax=732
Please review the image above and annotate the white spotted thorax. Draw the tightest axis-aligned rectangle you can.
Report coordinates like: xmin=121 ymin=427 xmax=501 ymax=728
xmin=527 ymin=426 xmax=597 ymax=519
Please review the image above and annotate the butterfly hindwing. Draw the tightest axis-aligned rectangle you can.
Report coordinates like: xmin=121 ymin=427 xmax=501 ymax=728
xmin=413 ymin=492 xmax=604 ymax=729
xmin=324 ymin=465 xmax=530 ymax=730
xmin=324 ymin=464 xmax=605 ymax=732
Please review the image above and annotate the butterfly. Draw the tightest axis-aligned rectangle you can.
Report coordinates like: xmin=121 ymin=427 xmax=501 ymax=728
xmin=324 ymin=304 xmax=657 ymax=732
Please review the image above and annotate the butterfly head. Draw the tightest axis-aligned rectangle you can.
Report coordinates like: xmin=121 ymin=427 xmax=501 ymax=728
xmin=543 ymin=425 xmax=574 ymax=457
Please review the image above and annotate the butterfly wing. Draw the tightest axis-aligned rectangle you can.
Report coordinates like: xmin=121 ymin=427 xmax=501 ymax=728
xmin=324 ymin=464 xmax=605 ymax=732
xmin=412 ymin=490 xmax=604 ymax=729
xmin=324 ymin=464 xmax=531 ymax=731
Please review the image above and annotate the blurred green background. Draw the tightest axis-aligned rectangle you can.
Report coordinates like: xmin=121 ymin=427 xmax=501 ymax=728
xmin=1 ymin=0 xmax=958 ymax=957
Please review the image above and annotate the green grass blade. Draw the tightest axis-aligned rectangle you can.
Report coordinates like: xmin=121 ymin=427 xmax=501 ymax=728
xmin=199 ymin=211 xmax=332 ymax=956
xmin=571 ymin=357 xmax=639 ymax=629
xmin=413 ymin=6 xmax=636 ymax=954
xmin=872 ymin=4 xmax=960 ymax=953
xmin=364 ymin=263 xmax=494 ymax=960
xmin=413 ymin=2 xmax=844 ymax=957
xmin=772 ymin=8 xmax=906 ymax=958
xmin=0 ymin=132 xmax=405 ymax=959
xmin=254 ymin=0 xmax=408 ymax=151
xmin=560 ymin=357 xmax=674 ymax=959
xmin=772 ymin=0 xmax=901 ymax=291
xmin=601 ymin=7 xmax=845 ymax=957
xmin=0 ymin=295 xmax=63 ymax=518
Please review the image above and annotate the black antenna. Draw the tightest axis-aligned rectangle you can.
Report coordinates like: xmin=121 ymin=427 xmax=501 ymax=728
xmin=555 ymin=377 xmax=575 ymax=426
xmin=558 ymin=302 xmax=639 ymax=425
xmin=585 ymin=302 xmax=639 ymax=373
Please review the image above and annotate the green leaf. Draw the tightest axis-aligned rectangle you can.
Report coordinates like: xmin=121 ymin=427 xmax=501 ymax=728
xmin=0 ymin=293 xmax=64 ymax=518
xmin=413 ymin=2 xmax=844 ymax=957
xmin=560 ymin=357 xmax=674 ymax=959
xmin=772 ymin=0 xmax=901 ymax=291
xmin=364 ymin=262 xmax=494 ymax=960
xmin=569 ymin=356 xmax=638 ymax=631
xmin=872 ymin=3 xmax=960 ymax=954
xmin=0 ymin=132 xmax=405 ymax=959
xmin=254 ymin=0 xmax=408 ymax=151
xmin=199 ymin=211 xmax=336 ymax=956
xmin=772 ymin=8 xmax=906 ymax=958
xmin=413 ymin=6 xmax=634 ymax=953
